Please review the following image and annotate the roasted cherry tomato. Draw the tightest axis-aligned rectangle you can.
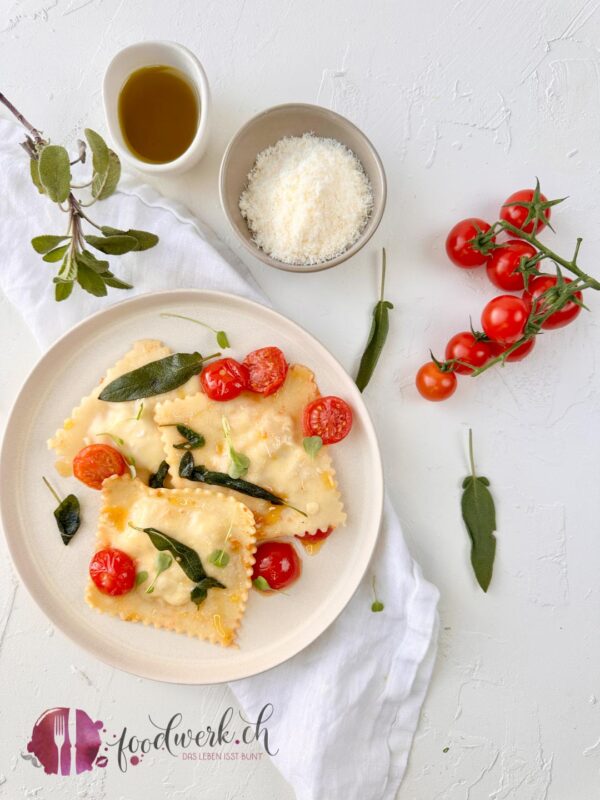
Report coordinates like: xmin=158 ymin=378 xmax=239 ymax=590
xmin=481 ymin=295 xmax=529 ymax=343
xmin=415 ymin=362 xmax=457 ymax=401
xmin=523 ymin=274 xmax=582 ymax=329
xmin=252 ymin=541 xmax=301 ymax=590
xmin=486 ymin=240 xmax=538 ymax=291
xmin=500 ymin=188 xmax=551 ymax=235
xmin=73 ymin=443 xmax=127 ymax=489
xmin=200 ymin=357 xmax=249 ymax=401
xmin=303 ymin=396 xmax=353 ymax=445
xmin=296 ymin=527 xmax=334 ymax=543
xmin=243 ymin=346 xmax=288 ymax=396
xmin=445 ymin=332 xmax=493 ymax=375
xmin=445 ymin=218 xmax=494 ymax=268
xmin=89 ymin=547 xmax=136 ymax=596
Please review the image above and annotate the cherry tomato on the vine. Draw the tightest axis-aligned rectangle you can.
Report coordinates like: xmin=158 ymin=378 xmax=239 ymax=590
xmin=481 ymin=295 xmax=529 ymax=344
xmin=523 ymin=274 xmax=582 ymax=330
xmin=303 ymin=396 xmax=353 ymax=444
xmin=243 ymin=346 xmax=288 ymax=396
xmin=445 ymin=218 xmax=494 ymax=268
xmin=89 ymin=547 xmax=136 ymax=596
xmin=73 ymin=444 xmax=127 ymax=490
xmin=445 ymin=332 xmax=494 ymax=375
xmin=489 ymin=337 xmax=536 ymax=362
xmin=416 ymin=362 xmax=457 ymax=401
xmin=486 ymin=240 xmax=538 ymax=291
xmin=200 ymin=358 xmax=249 ymax=401
xmin=500 ymin=188 xmax=551 ymax=235
xmin=252 ymin=541 xmax=301 ymax=591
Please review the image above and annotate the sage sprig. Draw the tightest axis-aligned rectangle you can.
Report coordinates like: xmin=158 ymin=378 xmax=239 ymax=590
xmin=461 ymin=430 xmax=497 ymax=592
xmin=99 ymin=351 xmax=220 ymax=402
xmin=43 ymin=476 xmax=81 ymax=545
xmin=0 ymin=93 xmax=159 ymax=302
xmin=355 ymin=248 xmax=394 ymax=392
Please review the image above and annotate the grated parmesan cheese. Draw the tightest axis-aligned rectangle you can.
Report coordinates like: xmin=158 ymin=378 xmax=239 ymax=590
xmin=239 ymin=133 xmax=373 ymax=265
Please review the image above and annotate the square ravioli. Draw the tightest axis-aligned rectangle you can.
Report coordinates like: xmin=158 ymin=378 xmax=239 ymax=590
xmin=154 ymin=364 xmax=346 ymax=539
xmin=86 ymin=476 xmax=256 ymax=647
xmin=48 ymin=339 xmax=200 ymax=482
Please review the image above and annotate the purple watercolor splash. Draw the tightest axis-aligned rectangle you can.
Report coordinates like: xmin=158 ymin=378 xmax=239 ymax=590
xmin=27 ymin=707 xmax=103 ymax=775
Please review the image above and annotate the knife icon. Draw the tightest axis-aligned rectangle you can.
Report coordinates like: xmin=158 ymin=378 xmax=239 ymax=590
xmin=67 ymin=708 xmax=78 ymax=775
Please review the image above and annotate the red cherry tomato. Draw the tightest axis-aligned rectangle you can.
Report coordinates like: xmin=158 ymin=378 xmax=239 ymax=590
xmin=486 ymin=240 xmax=538 ymax=291
xmin=243 ymin=347 xmax=288 ymax=396
xmin=523 ymin=274 xmax=582 ymax=329
xmin=200 ymin=358 xmax=249 ymax=401
xmin=488 ymin=337 xmax=536 ymax=362
xmin=303 ymin=396 xmax=353 ymax=445
xmin=73 ymin=443 xmax=127 ymax=490
xmin=445 ymin=218 xmax=494 ymax=268
xmin=481 ymin=295 xmax=529 ymax=343
xmin=252 ymin=541 xmax=301 ymax=590
xmin=445 ymin=332 xmax=494 ymax=375
xmin=296 ymin=527 xmax=334 ymax=543
xmin=415 ymin=362 xmax=457 ymax=401
xmin=500 ymin=188 xmax=551 ymax=235
xmin=89 ymin=548 xmax=136 ymax=596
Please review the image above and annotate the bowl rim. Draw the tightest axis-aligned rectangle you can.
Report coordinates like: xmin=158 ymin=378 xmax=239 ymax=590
xmin=102 ymin=40 xmax=211 ymax=175
xmin=219 ymin=102 xmax=387 ymax=273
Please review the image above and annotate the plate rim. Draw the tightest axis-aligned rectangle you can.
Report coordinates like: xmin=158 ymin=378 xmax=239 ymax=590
xmin=0 ymin=289 xmax=383 ymax=684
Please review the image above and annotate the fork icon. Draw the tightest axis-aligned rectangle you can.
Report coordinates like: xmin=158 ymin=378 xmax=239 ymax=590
xmin=53 ymin=713 xmax=66 ymax=776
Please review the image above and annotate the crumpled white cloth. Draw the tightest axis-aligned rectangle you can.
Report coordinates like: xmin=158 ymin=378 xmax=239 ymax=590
xmin=0 ymin=117 xmax=438 ymax=800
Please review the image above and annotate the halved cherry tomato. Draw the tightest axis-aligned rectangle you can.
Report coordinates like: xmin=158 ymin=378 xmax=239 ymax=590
xmin=523 ymin=274 xmax=582 ymax=329
xmin=445 ymin=332 xmax=493 ymax=375
xmin=296 ymin=527 xmax=334 ymax=543
xmin=89 ymin=547 xmax=136 ymax=596
xmin=303 ymin=396 xmax=353 ymax=445
xmin=481 ymin=295 xmax=529 ymax=343
xmin=415 ymin=362 xmax=457 ymax=401
xmin=243 ymin=347 xmax=288 ymax=396
xmin=486 ymin=240 xmax=538 ymax=291
xmin=200 ymin=358 xmax=249 ymax=401
xmin=73 ymin=443 xmax=127 ymax=489
xmin=445 ymin=218 xmax=494 ymax=268
xmin=252 ymin=541 xmax=301 ymax=590
xmin=500 ymin=188 xmax=551 ymax=235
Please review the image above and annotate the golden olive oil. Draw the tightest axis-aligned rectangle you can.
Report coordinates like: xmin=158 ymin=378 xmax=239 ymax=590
xmin=118 ymin=65 xmax=199 ymax=164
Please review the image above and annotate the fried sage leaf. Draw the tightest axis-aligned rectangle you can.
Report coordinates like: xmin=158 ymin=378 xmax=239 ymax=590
xmin=356 ymin=248 xmax=393 ymax=392
xmin=160 ymin=423 xmax=205 ymax=450
xmin=43 ymin=477 xmax=81 ymax=545
xmin=129 ymin=523 xmax=207 ymax=583
xmin=149 ymin=460 xmax=169 ymax=489
xmin=99 ymin=352 xmax=218 ymax=402
xmin=461 ymin=429 xmax=497 ymax=592
xmin=191 ymin=576 xmax=226 ymax=606
xmin=179 ymin=452 xmax=306 ymax=516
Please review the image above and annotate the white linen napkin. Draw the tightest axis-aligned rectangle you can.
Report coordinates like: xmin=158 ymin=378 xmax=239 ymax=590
xmin=0 ymin=118 xmax=438 ymax=800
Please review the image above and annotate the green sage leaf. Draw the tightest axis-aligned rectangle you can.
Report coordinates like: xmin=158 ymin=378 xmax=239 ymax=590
xmin=101 ymin=226 xmax=159 ymax=251
xmin=84 ymin=128 xmax=109 ymax=177
xmin=84 ymin=234 xmax=137 ymax=255
xmin=43 ymin=477 xmax=81 ymax=545
xmin=99 ymin=352 xmax=211 ymax=402
xmin=191 ymin=576 xmax=226 ymax=606
xmin=130 ymin=523 xmax=207 ymax=583
xmin=149 ymin=460 xmax=169 ymax=489
xmin=461 ymin=430 xmax=497 ymax=593
xmin=102 ymin=271 xmax=133 ymax=290
xmin=303 ymin=436 xmax=323 ymax=458
xmin=356 ymin=248 xmax=393 ymax=392
xmin=29 ymin=158 xmax=45 ymax=194
xmin=160 ymin=423 xmax=205 ymax=450
xmin=38 ymin=144 xmax=71 ymax=203
xmin=208 ymin=549 xmax=230 ymax=568
xmin=58 ymin=251 xmax=77 ymax=282
xmin=31 ymin=235 xmax=69 ymax=254
xmin=42 ymin=243 xmax=70 ymax=263
xmin=55 ymin=280 xmax=73 ymax=302
xmin=78 ymin=249 xmax=109 ymax=273
xmin=76 ymin=261 xmax=107 ymax=297
xmin=92 ymin=149 xmax=121 ymax=200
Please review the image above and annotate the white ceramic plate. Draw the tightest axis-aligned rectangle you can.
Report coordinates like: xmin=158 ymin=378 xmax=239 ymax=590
xmin=0 ymin=290 xmax=383 ymax=684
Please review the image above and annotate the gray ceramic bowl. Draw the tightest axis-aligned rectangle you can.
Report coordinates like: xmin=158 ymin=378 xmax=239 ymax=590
xmin=219 ymin=103 xmax=387 ymax=273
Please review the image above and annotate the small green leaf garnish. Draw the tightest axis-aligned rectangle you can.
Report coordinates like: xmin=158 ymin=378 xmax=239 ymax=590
xmin=95 ymin=431 xmax=125 ymax=447
xmin=191 ymin=576 xmax=226 ymax=606
xmin=370 ymin=575 xmax=384 ymax=612
xmin=253 ymin=576 xmax=271 ymax=592
xmin=146 ymin=552 xmax=173 ymax=594
xmin=43 ymin=476 xmax=81 ymax=545
xmin=160 ymin=423 xmax=205 ymax=450
xmin=148 ymin=460 xmax=169 ymax=489
xmin=222 ymin=416 xmax=250 ymax=478
xmin=303 ymin=436 xmax=323 ymax=458
xmin=135 ymin=570 xmax=149 ymax=587
xmin=160 ymin=312 xmax=230 ymax=349
xmin=356 ymin=248 xmax=393 ymax=392
xmin=461 ymin=429 xmax=497 ymax=592
xmin=209 ymin=549 xmax=230 ymax=568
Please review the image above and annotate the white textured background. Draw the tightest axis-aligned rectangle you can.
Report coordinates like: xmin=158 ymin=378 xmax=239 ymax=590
xmin=2 ymin=1 xmax=600 ymax=797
